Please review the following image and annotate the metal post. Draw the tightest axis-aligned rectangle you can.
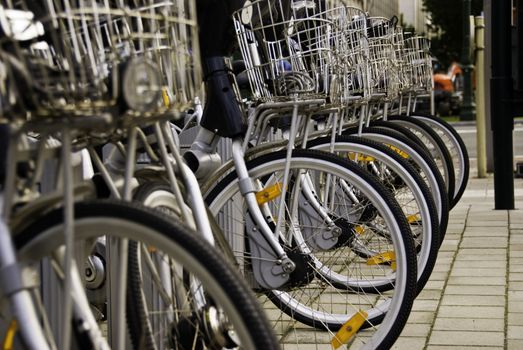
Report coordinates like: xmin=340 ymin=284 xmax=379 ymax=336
xmin=475 ymin=16 xmax=487 ymax=178
xmin=460 ymin=0 xmax=477 ymax=121
xmin=484 ymin=0 xmax=495 ymax=173
xmin=491 ymin=0 xmax=515 ymax=209
xmin=518 ymin=0 xmax=523 ymax=92
xmin=518 ymin=0 xmax=523 ymax=90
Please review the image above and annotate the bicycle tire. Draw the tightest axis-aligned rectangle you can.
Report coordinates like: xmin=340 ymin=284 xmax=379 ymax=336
xmin=205 ymin=149 xmax=417 ymax=349
xmin=344 ymin=126 xmax=450 ymax=244
xmin=381 ymin=116 xmax=456 ymax=206
xmin=14 ymin=200 xmax=279 ymax=350
xmin=410 ymin=114 xmax=470 ymax=208
xmin=306 ymin=135 xmax=440 ymax=293
xmin=128 ymin=180 xmax=244 ymax=349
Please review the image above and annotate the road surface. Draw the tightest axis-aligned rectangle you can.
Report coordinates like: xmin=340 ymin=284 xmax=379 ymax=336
xmin=453 ymin=123 xmax=523 ymax=161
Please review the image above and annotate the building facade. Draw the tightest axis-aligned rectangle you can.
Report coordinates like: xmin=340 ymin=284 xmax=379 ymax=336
xmin=399 ymin=0 xmax=429 ymax=34
xmin=335 ymin=0 xmax=428 ymax=34
xmin=339 ymin=0 xmax=399 ymax=19
xmin=344 ymin=0 xmax=364 ymax=9
xmin=367 ymin=0 xmax=399 ymax=19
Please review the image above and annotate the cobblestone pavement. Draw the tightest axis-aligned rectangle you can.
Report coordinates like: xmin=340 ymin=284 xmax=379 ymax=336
xmin=279 ymin=164 xmax=523 ymax=349
xmin=394 ymin=168 xmax=523 ymax=350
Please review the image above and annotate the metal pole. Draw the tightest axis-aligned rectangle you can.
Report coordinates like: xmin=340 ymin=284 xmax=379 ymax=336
xmin=491 ymin=0 xmax=515 ymax=209
xmin=518 ymin=0 xmax=523 ymax=90
xmin=460 ymin=0 xmax=477 ymax=121
xmin=475 ymin=16 xmax=487 ymax=178
xmin=484 ymin=0 xmax=495 ymax=173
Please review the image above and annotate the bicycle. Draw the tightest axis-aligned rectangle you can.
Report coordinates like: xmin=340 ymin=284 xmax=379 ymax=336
xmin=0 ymin=2 xmax=278 ymax=349
xmin=187 ymin=2 xmax=419 ymax=348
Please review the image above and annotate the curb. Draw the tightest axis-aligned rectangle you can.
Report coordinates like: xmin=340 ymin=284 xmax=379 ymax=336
xmin=449 ymin=119 xmax=523 ymax=127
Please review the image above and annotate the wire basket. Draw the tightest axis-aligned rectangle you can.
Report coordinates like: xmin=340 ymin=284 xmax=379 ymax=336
xmin=392 ymin=28 xmax=413 ymax=93
xmin=323 ymin=6 xmax=369 ymax=103
xmin=233 ymin=0 xmax=336 ymax=103
xmin=0 ymin=0 xmax=201 ymax=120
xmin=366 ymin=17 xmax=399 ymax=100
xmin=403 ymin=36 xmax=432 ymax=93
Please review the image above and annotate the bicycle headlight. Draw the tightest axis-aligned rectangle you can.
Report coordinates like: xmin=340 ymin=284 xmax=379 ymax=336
xmin=0 ymin=7 xmax=45 ymax=41
xmin=122 ymin=57 xmax=163 ymax=113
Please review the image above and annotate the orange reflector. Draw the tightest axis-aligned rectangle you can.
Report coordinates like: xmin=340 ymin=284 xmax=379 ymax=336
xmin=347 ymin=152 xmax=375 ymax=162
xmin=354 ymin=226 xmax=365 ymax=235
xmin=162 ymin=88 xmax=170 ymax=107
xmin=386 ymin=145 xmax=409 ymax=159
xmin=367 ymin=251 xmax=396 ymax=268
xmin=331 ymin=310 xmax=368 ymax=349
xmin=255 ymin=183 xmax=283 ymax=205
xmin=407 ymin=214 xmax=421 ymax=223
xmin=2 ymin=320 xmax=17 ymax=350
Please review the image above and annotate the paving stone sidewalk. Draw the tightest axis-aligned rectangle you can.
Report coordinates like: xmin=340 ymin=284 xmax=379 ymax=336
xmin=395 ymin=169 xmax=523 ymax=350
xmin=276 ymin=160 xmax=523 ymax=350
xmin=277 ymin=164 xmax=523 ymax=349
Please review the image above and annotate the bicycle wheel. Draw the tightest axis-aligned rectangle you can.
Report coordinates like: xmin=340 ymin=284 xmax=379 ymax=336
xmin=306 ymin=135 xmax=439 ymax=293
xmin=344 ymin=126 xmax=450 ymax=244
xmin=410 ymin=114 xmax=470 ymax=208
xmin=128 ymin=180 xmax=245 ymax=348
xmin=379 ymin=116 xmax=456 ymax=205
xmin=13 ymin=200 xmax=279 ymax=350
xmin=206 ymin=149 xmax=417 ymax=349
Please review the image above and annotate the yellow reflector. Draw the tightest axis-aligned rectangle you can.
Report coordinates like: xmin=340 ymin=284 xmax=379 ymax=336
xmin=255 ymin=183 xmax=283 ymax=205
xmin=331 ymin=310 xmax=368 ymax=349
xmin=354 ymin=226 xmax=365 ymax=235
xmin=367 ymin=251 xmax=396 ymax=266
xmin=407 ymin=214 xmax=421 ymax=223
xmin=347 ymin=152 xmax=375 ymax=162
xmin=162 ymin=87 xmax=170 ymax=107
xmin=386 ymin=145 xmax=409 ymax=159
xmin=2 ymin=320 xmax=17 ymax=350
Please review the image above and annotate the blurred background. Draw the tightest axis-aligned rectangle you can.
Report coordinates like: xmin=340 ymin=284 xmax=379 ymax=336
xmin=346 ymin=0 xmax=487 ymax=118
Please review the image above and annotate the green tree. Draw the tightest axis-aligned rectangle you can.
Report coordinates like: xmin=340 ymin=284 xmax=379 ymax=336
xmin=423 ymin=0 xmax=483 ymax=67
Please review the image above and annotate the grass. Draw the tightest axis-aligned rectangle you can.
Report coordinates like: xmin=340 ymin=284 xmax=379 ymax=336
xmin=440 ymin=116 xmax=522 ymax=123
xmin=440 ymin=115 xmax=460 ymax=122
